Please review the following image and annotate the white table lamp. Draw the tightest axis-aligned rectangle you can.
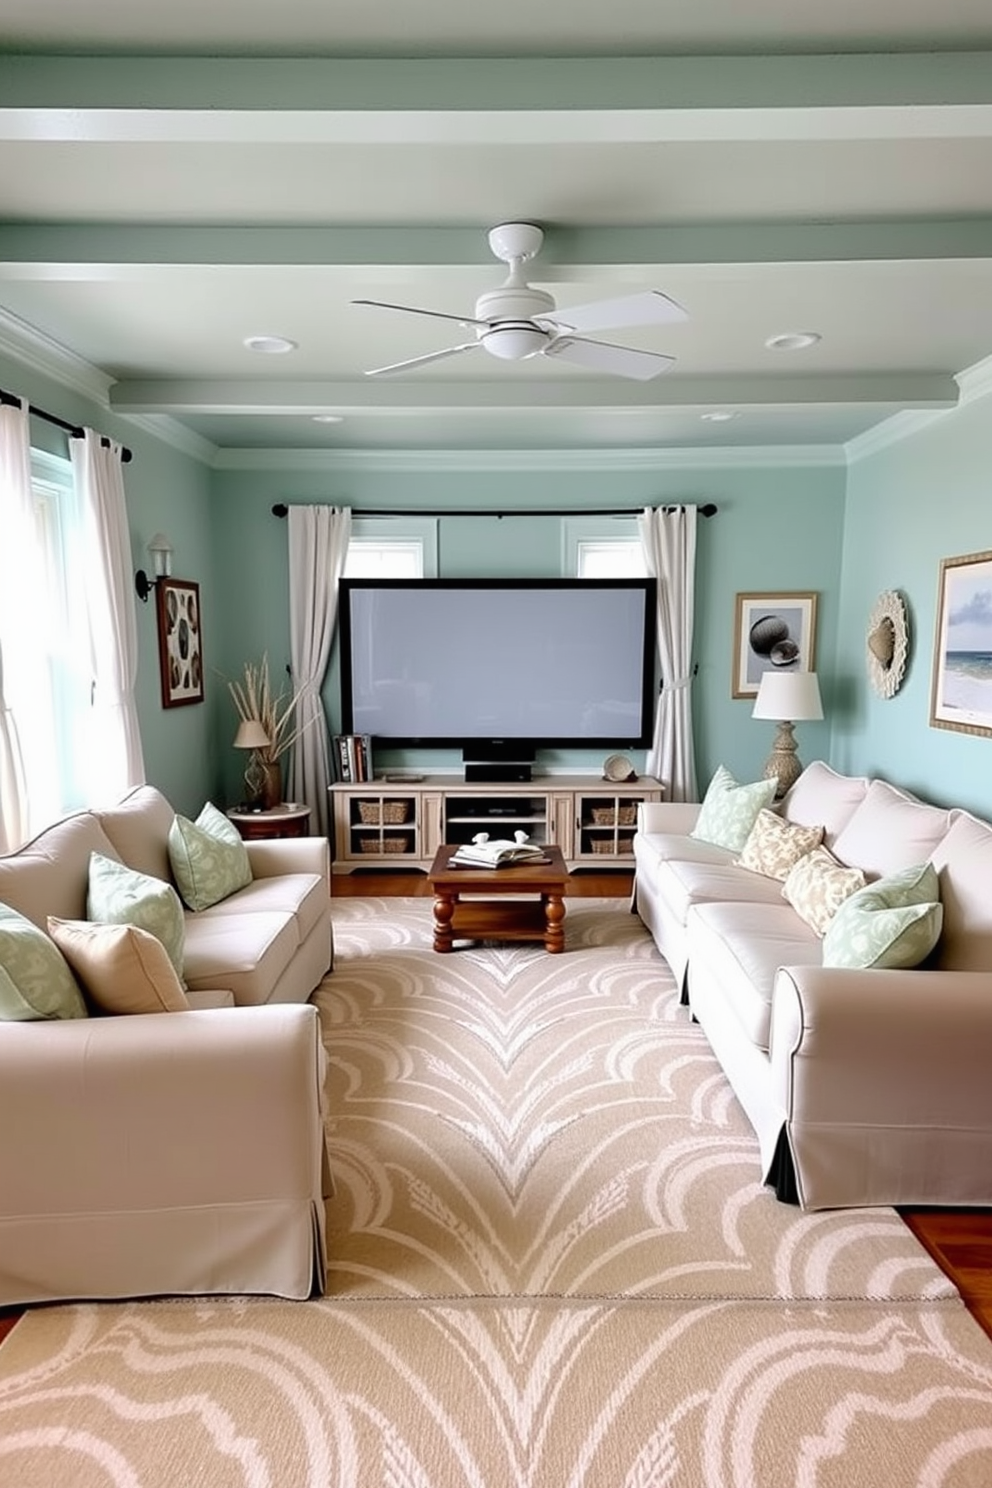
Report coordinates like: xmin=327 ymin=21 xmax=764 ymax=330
xmin=752 ymin=671 xmax=823 ymax=796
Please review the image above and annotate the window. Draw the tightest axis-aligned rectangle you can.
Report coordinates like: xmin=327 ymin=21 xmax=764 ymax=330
xmin=343 ymin=517 xmax=438 ymax=579
xmin=562 ymin=517 xmax=648 ymax=578
xmin=6 ymin=451 xmax=94 ymax=830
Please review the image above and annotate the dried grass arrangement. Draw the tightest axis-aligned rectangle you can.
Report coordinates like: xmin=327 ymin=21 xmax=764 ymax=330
xmin=227 ymin=654 xmax=313 ymax=763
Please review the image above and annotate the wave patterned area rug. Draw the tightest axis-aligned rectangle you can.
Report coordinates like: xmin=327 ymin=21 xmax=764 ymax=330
xmin=2 ymin=897 xmax=992 ymax=1486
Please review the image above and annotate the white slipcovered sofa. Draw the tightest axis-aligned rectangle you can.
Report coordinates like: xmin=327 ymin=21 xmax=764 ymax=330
xmin=633 ymin=761 xmax=992 ymax=1210
xmin=0 ymin=785 xmax=333 ymax=1304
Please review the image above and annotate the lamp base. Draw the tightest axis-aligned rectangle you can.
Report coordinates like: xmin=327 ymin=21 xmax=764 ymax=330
xmin=762 ymin=720 xmax=803 ymax=798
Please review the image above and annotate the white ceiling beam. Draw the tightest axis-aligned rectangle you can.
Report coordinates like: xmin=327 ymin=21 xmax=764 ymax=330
xmin=107 ymin=373 xmax=958 ymax=415
xmin=4 ymin=221 xmax=992 ymax=270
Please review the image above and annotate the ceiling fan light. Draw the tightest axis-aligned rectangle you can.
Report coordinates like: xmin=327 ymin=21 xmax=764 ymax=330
xmin=481 ymin=324 xmax=549 ymax=360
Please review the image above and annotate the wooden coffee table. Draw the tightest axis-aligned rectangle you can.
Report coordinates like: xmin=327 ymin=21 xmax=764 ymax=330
xmin=427 ymin=843 xmax=569 ymax=953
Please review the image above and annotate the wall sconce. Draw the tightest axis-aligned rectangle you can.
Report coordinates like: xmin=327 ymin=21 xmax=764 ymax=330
xmin=135 ymin=533 xmax=174 ymax=603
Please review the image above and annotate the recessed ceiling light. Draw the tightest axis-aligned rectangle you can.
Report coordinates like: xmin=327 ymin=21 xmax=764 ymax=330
xmin=700 ymin=411 xmax=739 ymax=423
xmin=312 ymin=414 xmax=344 ymax=424
xmin=243 ymin=334 xmax=298 ymax=355
xmin=765 ymin=331 xmax=821 ymax=352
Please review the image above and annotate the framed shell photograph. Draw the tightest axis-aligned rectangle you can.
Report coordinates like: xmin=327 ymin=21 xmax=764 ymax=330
xmin=155 ymin=578 xmax=204 ymax=708
xmin=732 ymin=592 xmax=818 ymax=699
xmin=929 ymin=549 xmax=992 ymax=738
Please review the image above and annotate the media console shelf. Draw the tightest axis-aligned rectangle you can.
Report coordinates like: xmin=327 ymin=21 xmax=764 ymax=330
xmin=329 ymin=775 xmax=663 ymax=873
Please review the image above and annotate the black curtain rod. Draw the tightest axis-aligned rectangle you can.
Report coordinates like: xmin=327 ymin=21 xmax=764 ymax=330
xmin=271 ymin=502 xmax=717 ymax=520
xmin=0 ymin=388 xmax=133 ymax=463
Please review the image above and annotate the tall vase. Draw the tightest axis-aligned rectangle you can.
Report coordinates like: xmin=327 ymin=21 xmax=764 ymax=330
xmin=260 ymin=759 xmax=282 ymax=810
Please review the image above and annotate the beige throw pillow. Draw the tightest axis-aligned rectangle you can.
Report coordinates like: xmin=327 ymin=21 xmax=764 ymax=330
xmin=48 ymin=918 xmax=189 ymax=1014
xmin=736 ymin=809 xmax=824 ymax=881
xmin=781 ymin=846 xmax=867 ymax=937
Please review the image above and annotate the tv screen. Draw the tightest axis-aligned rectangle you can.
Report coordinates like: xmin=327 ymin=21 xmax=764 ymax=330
xmin=339 ymin=578 xmax=657 ymax=750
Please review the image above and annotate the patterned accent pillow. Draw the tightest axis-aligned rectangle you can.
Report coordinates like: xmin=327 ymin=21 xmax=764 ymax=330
xmin=0 ymin=903 xmax=88 ymax=1021
xmin=822 ymin=861 xmax=943 ymax=969
xmin=782 ymin=846 xmax=867 ymax=936
xmin=48 ymin=918 xmax=189 ymax=1015
xmin=736 ymin=809 xmax=824 ymax=880
xmin=690 ymin=765 xmax=778 ymax=853
xmin=87 ymin=851 xmax=186 ymax=981
xmin=168 ymin=801 xmax=252 ymax=912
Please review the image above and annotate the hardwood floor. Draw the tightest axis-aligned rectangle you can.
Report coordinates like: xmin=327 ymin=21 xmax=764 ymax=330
xmin=1 ymin=873 xmax=987 ymax=1349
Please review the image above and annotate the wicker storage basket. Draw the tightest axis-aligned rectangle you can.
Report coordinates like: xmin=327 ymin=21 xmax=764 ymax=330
xmin=359 ymin=835 xmax=411 ymax=854
xmin=590 ymin=833 xmax=635 ymax=855
xmin=590 ymin=804 xmax=637 ymax=826
xmin=357 ymin=799 xmax=409 ymax=825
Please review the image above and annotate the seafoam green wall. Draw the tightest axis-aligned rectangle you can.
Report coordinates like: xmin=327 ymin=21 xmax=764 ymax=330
xmin=0 ymin=352 xmax=216 ymax=817
xmin=208 ymin=457 xmax=845 ymax=797
xmin=833 ymin=381 xmax=992 ymax=818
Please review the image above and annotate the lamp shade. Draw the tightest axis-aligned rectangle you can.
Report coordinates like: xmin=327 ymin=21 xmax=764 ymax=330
xmin=147 ymin=532 xmax=174 ymax=578
xmin=752 ymin=670 xmax=823 ymax=722
xmin=233 ymin=719 xmax=270 ymax=750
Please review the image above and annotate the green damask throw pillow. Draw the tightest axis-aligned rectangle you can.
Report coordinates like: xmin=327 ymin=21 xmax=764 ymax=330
xmin=822 ymin=861 xmax=943 ymax=970
xmin=168 ymin=801 xmax=252 ymax=912
xmin=87 ymin=851 xmax=186 ymax=981
xmin=690 ymin=765 xmax=779 ymax=853
xmin=0 ymin=902 xmax=88 ymax=1021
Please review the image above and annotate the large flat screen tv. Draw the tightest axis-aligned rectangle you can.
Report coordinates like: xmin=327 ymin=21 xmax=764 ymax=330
xmin=339 ymin=577 xmax=658 ymax=750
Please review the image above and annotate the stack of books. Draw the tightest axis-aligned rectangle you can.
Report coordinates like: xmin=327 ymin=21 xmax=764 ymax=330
xmin=334 ymin=733 xmax=373 ymax=783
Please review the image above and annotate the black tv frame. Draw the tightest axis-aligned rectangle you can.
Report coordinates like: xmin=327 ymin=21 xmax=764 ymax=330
xmin=338 ymin=576 xmax=658 ymax=753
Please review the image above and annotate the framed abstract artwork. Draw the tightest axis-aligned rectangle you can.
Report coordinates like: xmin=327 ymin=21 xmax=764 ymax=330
xmin=930 ymin=549 xmax=992 ymax=738
xmin=155 ymin=578 xmax=204 ymax=708
xmin=732 ymin=592 xmax=818 ymax=699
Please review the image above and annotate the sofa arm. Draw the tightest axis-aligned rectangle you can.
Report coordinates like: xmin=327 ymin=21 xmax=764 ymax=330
xmin=770 ymin=964 xmax=992 ymax=1129
xmin=246 ymin=834 xmax=330 ymax=886
xmin=637 ymin=800 xmax=701 ymax=834
xmin=0 ymin=1004 xmax=328 ymax=1303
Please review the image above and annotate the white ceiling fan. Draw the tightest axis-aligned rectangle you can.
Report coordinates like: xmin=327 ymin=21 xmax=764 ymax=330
xmin=353 ymin=223 xmax=687 ymax=381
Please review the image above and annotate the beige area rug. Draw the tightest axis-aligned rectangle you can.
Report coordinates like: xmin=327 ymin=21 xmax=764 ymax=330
xmin=2 ymin=897 xmax=992 ymax=1486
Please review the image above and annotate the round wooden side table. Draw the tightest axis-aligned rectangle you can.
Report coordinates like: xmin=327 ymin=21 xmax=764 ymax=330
xmin=227 ymin=803 xmax=312 ymax=841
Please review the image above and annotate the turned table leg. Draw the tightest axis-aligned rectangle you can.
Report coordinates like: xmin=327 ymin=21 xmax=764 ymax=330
xmin=543 ymin=893 xmax=566 ymax=953
xmin=433 ymin=891 xmax=455 ymax=952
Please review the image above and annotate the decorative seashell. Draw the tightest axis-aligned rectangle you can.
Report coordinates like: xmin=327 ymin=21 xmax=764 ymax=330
xmin=749 ymin=615 xmax=789 ymax=655
xmin=868 ymin=618 xmax=895 ymax=666
xmin=769 ymin=638 xmax=800 ymax=666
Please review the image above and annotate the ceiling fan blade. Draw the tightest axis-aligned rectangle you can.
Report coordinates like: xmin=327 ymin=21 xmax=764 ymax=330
xmin=544 ymin=290 xmax=687 ymax=335
xmin=365 ymin=342 xmax=481 ymax=376
xmin=543 ymin=336 xmax=675 ymax=381
xmin=353 ymin=298 xmax=488 ymax=330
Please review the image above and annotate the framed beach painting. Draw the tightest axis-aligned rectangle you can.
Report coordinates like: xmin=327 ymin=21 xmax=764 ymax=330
xmin=732 ymin=592 xmax=818 ymax=699
xmin=155 ymin=578 xmax=204 ymax=708
xmin=930 ymin=549 xmax=992 ymax=738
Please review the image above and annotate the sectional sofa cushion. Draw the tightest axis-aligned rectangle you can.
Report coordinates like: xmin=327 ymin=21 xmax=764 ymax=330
xmin=781 ymin=845 xmax=867 ymax=936
xmin=182 ymin=910 xmax=300 ymax=1006
xmin=48 ymin=917 xmax=189 ymax=1015
xmin=779 ymin=760 xmax=869 ymax=846
xmin=0 ymin=903 xmax=88 ymax=1021
xmin=929 ymin=810 xmax=992 ymax=971
xmin=830 ymin=780 xmax=954 ymax=878
xmin=691 ymin=766 xmax=778 ymax=853
xmin=822 ymin=861 xmax=943 ymax=970
xmin=87 ymin=851 xmax=186 ymax=981
xmin=735 ymin=809 xmax=824 ymax=880
xmin=686 ymin=900 xmax=822 ymax=1052
xmin=94 ymin=784 xmax=177 ymax=884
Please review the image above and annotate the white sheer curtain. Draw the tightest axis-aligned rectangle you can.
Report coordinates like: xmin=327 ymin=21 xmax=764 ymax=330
xmin=0 ymin=397 xmax=48 ymax=849
xmin=638 ymin=505 xmax=699 ymax=802
xmin=287 ymin=505 xmax=352 ymax=837
xmin=70 ymin=429 xmax=145 ymax=801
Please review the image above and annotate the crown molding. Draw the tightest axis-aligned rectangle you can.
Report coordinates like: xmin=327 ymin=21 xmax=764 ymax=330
xmin=210 ymin=443 xmax=846 ymax=473
xmin=0 ymin=304 xmax=113 ymax=404
xmin=845 ymin=351 xmax=992 ymax=463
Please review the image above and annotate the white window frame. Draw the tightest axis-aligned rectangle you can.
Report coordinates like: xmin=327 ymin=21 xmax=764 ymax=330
xmin=344 ymin=517 xmax=439 ymax=578
xmin=561 ymin=517 xmax=648 ymax=578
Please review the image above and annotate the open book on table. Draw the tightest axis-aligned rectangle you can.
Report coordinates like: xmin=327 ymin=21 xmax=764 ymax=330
xmin=448 ymin=836 xmax=548 ymax=869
